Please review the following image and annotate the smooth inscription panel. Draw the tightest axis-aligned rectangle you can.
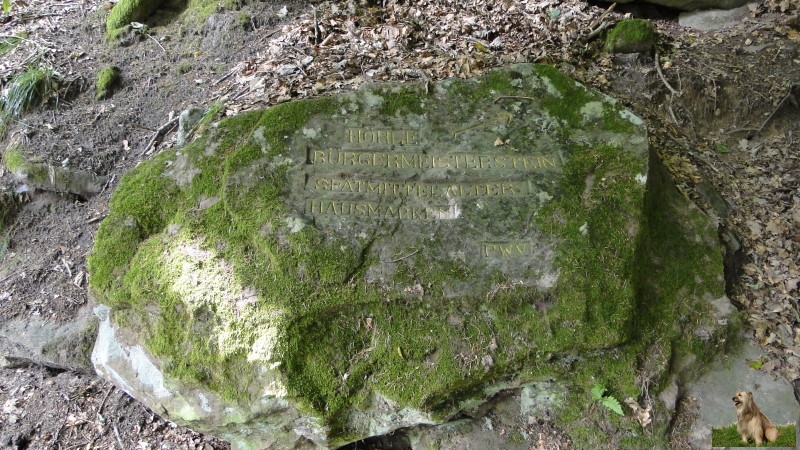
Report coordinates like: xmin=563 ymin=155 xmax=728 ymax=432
xmin=284 ymin=116 xmax=565 ymax=285
xmin=299 ymin=126 xmax=559 ymax=224
xmin=281 ymin=66 xmax=647 ymax=292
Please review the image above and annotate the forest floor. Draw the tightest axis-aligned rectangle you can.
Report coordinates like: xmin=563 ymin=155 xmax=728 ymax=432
xmin=0 ymin=0 xmax=798 ymax=448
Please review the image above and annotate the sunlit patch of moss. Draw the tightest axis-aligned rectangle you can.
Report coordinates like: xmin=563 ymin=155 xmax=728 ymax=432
xmin=105 ymin=0 xmax=244 ymax=36
xmin=2 ymin=147 xmax=26 ymax=172
xmin=89 ymin=97 xmax=350 ymax=403
xmin=536 ymin=144 xmax=645 ymax=347
xmin=106 ymin=0 xmax=162 ymax=32
xmin=375 ymin=86 xmax=427 ymax=117
xmin=95 ymin=66 xmax=121 ymax=100
xmin=605 ymin=19 xmax=656 ymax=55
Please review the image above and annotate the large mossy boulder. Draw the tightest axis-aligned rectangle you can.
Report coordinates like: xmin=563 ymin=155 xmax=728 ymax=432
xmin=88 ymin=64 xmax=737 ymax=449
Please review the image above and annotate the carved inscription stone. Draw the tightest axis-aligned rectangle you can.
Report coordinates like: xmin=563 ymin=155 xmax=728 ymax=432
xmin=90 ymin=64 xmax=651 ymax=449
xmin=285 ymin=66 xmax=646 ymax=297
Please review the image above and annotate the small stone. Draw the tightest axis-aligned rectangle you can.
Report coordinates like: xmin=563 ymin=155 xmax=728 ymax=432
xmin=605 ymin=19 xmax=656 ymax=55
xmin=277 ymin=65 xmax=299 ymax=76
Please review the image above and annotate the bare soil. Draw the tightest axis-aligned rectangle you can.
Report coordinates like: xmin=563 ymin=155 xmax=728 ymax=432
xmin=0 ymin=0 xmax=798 ymax=448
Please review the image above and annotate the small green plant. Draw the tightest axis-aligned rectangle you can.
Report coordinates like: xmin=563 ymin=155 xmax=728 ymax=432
xmin=0 ymin=34 xmax=21 ymax=56
xmin=1 ymin=67 xmax=58 ymax=117
xmin=0 ymin=66 xmax=59 ymax=135
xmin=591 ymin=384 xmax=624 ymax=416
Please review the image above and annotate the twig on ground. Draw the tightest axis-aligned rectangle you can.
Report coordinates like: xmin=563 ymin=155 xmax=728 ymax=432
xmin=655 ymin=51 xmax=679 ymax=97
xmin=212 ymin=65 xmax=240 ymax=85
xmin=312 ymin=6 xmax=321 ymax=44
xmin=52 ymin=408 xmax=71 ymax=446
xmin=584 ymin=21 xmax=612 ymax=42
xmin=257 ymin=28 xmax=281 ymax=44
xmin=146 ymin=33 xmax=165 ymax=53
xmin=588 ymin=2 xmax=616 ymax=30
xmin=0 ymin=272 xmax=17 ymax=284
xmin=687 ymin=150 xmax=720 ymax=173
xmin=493 ymin=95 xmax=537 ymax=103
xmin=97 ymin=386 xmax=113 ymax=418
xmin=382 ymin=249 xmax=419 ymax=263
xmin=113 ymin=425 xmax=124 ymax=449
xmin=142 ymin=116 xmax=179 ymax=155
xmin=99 ymin=174 xmax=116 ymax=196
xmin=0 ymin=34 xmax=47 ymax=48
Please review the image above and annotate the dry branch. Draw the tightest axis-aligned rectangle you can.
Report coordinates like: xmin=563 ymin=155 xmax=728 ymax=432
xmin=142 ymin=116 xmax=179 ymax=155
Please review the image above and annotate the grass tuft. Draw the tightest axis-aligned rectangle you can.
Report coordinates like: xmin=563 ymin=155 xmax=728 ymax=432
xmin=1 ymin=67 xmax=58 ymax=120
xmin=0 ymin=66 xmax=59 ymax=137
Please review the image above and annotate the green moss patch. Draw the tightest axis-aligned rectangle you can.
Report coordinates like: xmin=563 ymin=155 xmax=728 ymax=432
xmin=106 ymin=0 xmax=164 ymax=32
xmin=605 ymin=19 xmax=657 ymax=55
xmin=95 ymin=66 xmax=121 ymax=100
xmin=105 ymin=0 xmax=252 ymax=37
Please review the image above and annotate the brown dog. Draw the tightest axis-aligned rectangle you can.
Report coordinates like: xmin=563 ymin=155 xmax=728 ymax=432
xmin=733 ymin=390 xmax=780 ymax=445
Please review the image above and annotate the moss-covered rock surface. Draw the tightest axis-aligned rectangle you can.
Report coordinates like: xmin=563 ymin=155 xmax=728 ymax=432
xmin=605 ymin=19 xmax=657 ymax=55
xmin=88 ymin=64 xmax=737 ymax=449
xmin=106 ymin=0 xmax=163 ymax=32
xmin=95 ymin=66 xmax=121 ymax=100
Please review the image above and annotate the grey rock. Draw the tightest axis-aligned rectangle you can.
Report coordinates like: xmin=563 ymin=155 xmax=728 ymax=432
xmin=177 ymin=108 xmax=205 ymax=147
xmin=604 ymin=0 xmax=749 ymax=11
xmin=679 ymin=3 xmax=754 ymax=31
xmin=0 ymin=304 xmax=97 ymax=372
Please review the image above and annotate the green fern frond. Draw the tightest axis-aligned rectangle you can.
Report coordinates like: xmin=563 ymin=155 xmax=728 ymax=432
xmin=602 ymin=396 xmax=624 ymax=416
xmin=591 ymin=383 xmax=605 ymax=401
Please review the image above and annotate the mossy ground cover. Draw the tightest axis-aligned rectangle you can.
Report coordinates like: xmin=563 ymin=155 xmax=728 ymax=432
xmin=95 ymin=66 xmax=121 ymax=100
xmin=712 ymin=423 xmax=796 ymax=447
xmin=604 ymin=19 xmax=656 ymax=55
xmin=89 ymin=64 xmax=737 ymax=446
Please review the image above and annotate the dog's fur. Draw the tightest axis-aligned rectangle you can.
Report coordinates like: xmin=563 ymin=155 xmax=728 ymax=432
xmin=733 ymin=390 xmax=780 ymax=445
